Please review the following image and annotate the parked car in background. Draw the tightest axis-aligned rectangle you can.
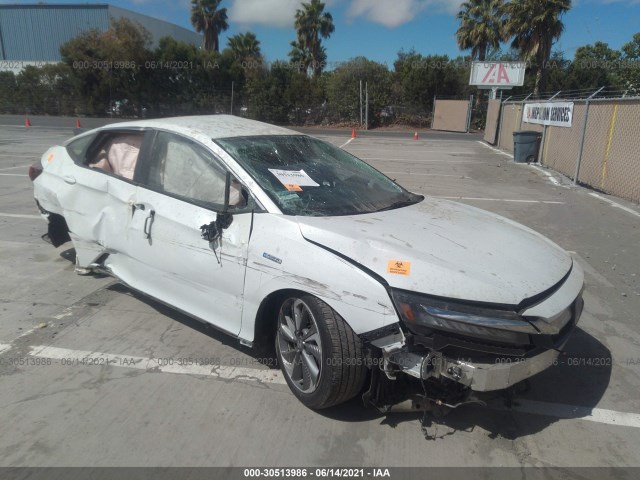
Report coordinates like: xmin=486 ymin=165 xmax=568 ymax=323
xmin=30 ymin=115 xmax=584 ymax=411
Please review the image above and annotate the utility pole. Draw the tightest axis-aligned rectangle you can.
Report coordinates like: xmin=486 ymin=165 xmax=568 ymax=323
xmin=230 ymin=82 xmax=234 ymax=115
xmin=359 ymin=80 xmax=363 ymax=127
xmin=365 ymin=82 xmax=369 ymax=131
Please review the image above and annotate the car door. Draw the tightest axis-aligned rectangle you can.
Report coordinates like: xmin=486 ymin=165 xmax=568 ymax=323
xmin=108 ymin=130 xmax=253 ymax=336
xmin=58 ymin=129 xmax=150 ymax=267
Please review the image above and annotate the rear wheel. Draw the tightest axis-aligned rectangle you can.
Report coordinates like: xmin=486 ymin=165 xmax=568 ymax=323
xmin=275 ymin=294 xmax=367 ymax=409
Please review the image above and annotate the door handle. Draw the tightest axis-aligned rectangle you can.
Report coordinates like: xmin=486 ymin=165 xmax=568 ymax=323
xmin=63 ymin=175 xmax=76 ymax=185
xmin=143 ymin=210 xmax=155 ymax=239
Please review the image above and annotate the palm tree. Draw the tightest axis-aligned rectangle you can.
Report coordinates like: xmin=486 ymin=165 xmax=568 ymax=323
xmin=502 ymin=0 xmax=572 ymax=95
xmin=228 ymin=32 xmax=261 ymax=61
xmin=190 ymin=0 xmax=229 ymax=52
xmin=289 ymin=38 xmax=310 ymax=74
xmin=456 ymin=0 xmax=505 ymax=62
xmin=291 ymin=0 xmax=334 ymax=77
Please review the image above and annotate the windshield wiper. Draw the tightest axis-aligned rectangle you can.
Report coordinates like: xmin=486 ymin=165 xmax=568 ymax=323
xmin=374 ymin=195 xmax=424 ymax=213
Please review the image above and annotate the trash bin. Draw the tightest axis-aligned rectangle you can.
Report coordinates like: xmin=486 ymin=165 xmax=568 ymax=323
xmin=513 ymin=131 xmax=542 ymax=163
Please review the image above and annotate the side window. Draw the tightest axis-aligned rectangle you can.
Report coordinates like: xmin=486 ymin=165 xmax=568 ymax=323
xmin=149 ymin=132 xmax=246 ymax=208
xmin=86 ymin=132 xmax=144 ymax=180
xmin=66 ymin=133 xmax=98 ymax=164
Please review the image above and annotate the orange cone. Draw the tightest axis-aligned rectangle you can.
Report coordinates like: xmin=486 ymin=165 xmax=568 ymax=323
xmin=413 ymin=131 xmax=419 ymax=140
xmin=75 ymin=118 xmax=81 ymax=128
xmin=25 ymin=118 xmax=32 ymax=127
xmin=351 ymin=128 xmax=357 ymax=139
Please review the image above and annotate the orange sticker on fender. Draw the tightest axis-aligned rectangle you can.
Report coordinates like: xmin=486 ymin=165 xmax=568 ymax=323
xmin=387 ymin=260 xmax=411 ymax=276
xmin=285 ymin=184 xmax=303 ymax=192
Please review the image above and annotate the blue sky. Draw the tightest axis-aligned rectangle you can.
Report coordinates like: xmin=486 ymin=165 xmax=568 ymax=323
xmin=10 ymin=0 xmax=640 ymax=66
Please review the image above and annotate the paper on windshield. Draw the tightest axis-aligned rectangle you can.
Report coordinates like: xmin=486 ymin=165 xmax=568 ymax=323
xmin=268 ymin=169 xmax=320 ymax=191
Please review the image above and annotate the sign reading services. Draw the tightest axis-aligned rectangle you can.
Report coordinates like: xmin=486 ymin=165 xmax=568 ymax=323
xmin=522 ymin=102 xmax=574 ymax=128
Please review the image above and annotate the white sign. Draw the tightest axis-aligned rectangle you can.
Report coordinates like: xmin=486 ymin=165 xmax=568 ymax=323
xmin=268 ymin=169 xmax=319 ymax=188
xmin=469 ymin=62 xmax=526 ymax=87
xmin=522 ymin=102 xmax=574 ymax=128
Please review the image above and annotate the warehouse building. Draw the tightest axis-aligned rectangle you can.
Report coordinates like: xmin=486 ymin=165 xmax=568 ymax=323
xmin=0 ymin=3 xmax=201 ymax=72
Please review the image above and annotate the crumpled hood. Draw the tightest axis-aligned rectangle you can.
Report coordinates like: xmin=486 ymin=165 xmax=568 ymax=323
xmin=297 ymin=197 xmax=572 ymax=306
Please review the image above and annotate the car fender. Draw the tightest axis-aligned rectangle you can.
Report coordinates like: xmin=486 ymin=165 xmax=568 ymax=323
xmin=239 ymin=214 xmax=399 ymax=342
xmin=33 ymin=146 xmax=69 ymax=216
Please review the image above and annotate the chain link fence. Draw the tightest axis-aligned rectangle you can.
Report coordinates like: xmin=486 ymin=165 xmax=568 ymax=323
xmin=490 ymin=89 xmax=640 ymax=204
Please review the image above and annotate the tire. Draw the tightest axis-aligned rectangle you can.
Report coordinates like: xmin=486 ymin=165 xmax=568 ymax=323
xmin=275 ymin=294 xmax=367 ymax=410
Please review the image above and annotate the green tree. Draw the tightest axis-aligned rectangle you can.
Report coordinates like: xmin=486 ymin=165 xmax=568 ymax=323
xmin=36 ymin=63 xmax=80 ymax=115
xmin=393 ymin=50 xmax=464 ymax=124
xmin=326 ymin=57 xmax=392 ymax=127
xmin=149 ymin=37 xmax=202 ymax=115
xmin=60 ymin=18 xmax=152 ymax=115
xmin=289 ymin=38 xmax=310 ymax=74
xmin=190 ymin=0 xmax=229 ymax=52
xmin=502 ymin=0 xmax=571 ymax=95
xmin=246 ymin=61 xmax=292 ymax=124
xmin=565 ymin=42 xmax=622 ymax=91
xmin=544 ymin=50 xmax=570 ymax=92
xmin=227 ymin=32 xmax=262 ymax=62
xmin=0 ymin=71 xmax=18 ymax=114
xmin=291 ymin=0 xmax=334 ymax=77
xmin=456 ymin=0 xmax=505 ymax=62
xmin=620 ymin=33 xmax=640 ymax=93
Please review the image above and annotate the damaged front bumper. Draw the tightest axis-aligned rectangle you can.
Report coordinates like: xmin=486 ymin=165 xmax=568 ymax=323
xmin=386 ymin=346 xmax=559 ymax=392
xmin=362 ymin=265 xmax=585 ymax=410
xmin=368 ymin=293 xmax=582 ymax=395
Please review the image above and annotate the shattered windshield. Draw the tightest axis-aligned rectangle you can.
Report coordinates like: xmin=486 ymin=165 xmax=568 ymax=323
xmin=216 ymin=135 xmax=422 ymax=216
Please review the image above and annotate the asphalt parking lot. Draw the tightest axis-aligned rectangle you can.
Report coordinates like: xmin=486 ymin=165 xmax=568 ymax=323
xmin=1 ymin=118 xmax=640 ymax=472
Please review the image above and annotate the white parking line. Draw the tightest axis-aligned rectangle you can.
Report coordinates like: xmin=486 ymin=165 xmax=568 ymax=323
xmin=349 ymin=150 xmax=472 ymax=155
xmin=529 ymin=163 xmax=566 ymax=188
xmin=27 ymin=344 xmax=640 ymax=429
xmin=589 ymin=192 xmax=640 ymax=219
xmin=436 ymin=196 xmax=564 ymax=204
xmin=29 ymin=345 xmax=287 ymax=385
xmin=0 ymin=164 xmax=31 ymax=171
xmin=476 ymin=140 xmax=514 ymax=159
xmin=507 ymin=400 xmax=640 ymax=429
xmin=0 ymin=124 xmax=72 ymax=130
xmin=475 ymin=141 xmax=572 ymax=189
xmin=477 ymin=141 xmax=640 ymax=217
xmin=0 ymin=212 xmax=41 ymax=219
xmin=0 ymin=344 xmax=11 ymax=355
xmin=339 ymin=138 xmax=355 ymax=149
xmin=384 ymin=172 xmax=469 ymax=178
xmin=0 ymin=173 xmax=28 ymax=177
xmin=363 ymin=158 xmax=477 ymax=164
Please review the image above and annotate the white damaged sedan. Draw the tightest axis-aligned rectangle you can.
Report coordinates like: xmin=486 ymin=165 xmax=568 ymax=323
xmin=31 ymin=115 xmax=584 ymax=411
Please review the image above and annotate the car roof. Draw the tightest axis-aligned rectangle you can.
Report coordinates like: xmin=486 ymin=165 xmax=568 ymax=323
xmin=102 ymin=115 xmax=300 ymax=140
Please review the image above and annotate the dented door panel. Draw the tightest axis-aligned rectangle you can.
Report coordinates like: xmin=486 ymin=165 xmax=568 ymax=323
xmin=110 ymin=187 xmax=251 ymax=336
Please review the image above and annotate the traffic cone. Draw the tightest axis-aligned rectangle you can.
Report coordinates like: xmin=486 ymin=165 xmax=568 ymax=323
xmin=75 ymin=118 xmax=81 ymax=128
xmin=25 ymin=118 xmax=32 ymax=127
xmin=413 ymin=131 xmax=419 ymax=140
xmin=351 ymin=128 xmax=357 ymax=139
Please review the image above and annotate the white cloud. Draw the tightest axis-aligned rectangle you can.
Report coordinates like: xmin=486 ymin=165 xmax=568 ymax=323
xmin=228 ymin=0 xmax=340 ymax=28
xmin=347 ymin=0 xmax=463 ymax=28
xmin=227 ymin=0 xmax=463 ymax=29
xmin=228 ymin=0 xmax=307 ymax=28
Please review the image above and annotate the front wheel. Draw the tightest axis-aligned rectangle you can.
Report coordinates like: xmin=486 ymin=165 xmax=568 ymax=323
xmin=275 ymin=294 xmax=367 ymax=409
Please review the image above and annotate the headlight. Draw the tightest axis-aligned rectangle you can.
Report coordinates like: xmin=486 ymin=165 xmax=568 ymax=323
xmin=390 ymin=289 xmax=535 ymax=346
